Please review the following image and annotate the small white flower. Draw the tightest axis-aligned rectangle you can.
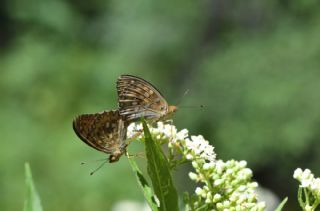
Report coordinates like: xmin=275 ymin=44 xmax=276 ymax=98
xmin=249 ymin=182 xmax=258 ymax=188
xmin=311 ymin=178 xmax=320 ymax=190
xmin=216 ymin=202 xmax=223 ymax=209
xmin=223 ymin=200 xmax=230 ymax=207
xmin=239 ymin=160 xmax=247 ymax=168
xmin=185 ymin=153 xmax=193 ymax=160
xmin=301 ymin=179 xmax=313 ymax=188
xmin=203 ymin=162 xmax=214 ymax=170
xmin=213 ymin=194 xmax=222 ymax=201
xmin=195 ymin=187 xmax=203 ymax=196
xmin=226 ymin=169 xmax=233 ymax=175
xmin=203 ymin=185 xmax=209 ymax=191
xmin=238 ymin=185 xmax=246 ymax=192
xmin=301 ymin=169 xmax=313 ymax=180
xmin=191 ymin=161 xmax=198 ymax=168
xmin=215 ymin=160 xmax=225 ymax=174
xmin=230 ymin=194 xmax=238 ymax=202
xmin=175 ymin=129 xmax=188 ymax=141
xmin=293 ymin=168 xmax=303 ymax=179
xmin=189 ymin=172 xmax=198 ymax=180
xmin=214 ymin=179 xmax=224 ymax=186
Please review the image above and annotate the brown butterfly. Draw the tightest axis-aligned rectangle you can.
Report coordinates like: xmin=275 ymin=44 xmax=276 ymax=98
xmin=117 ymin=75 xmax=177 ymax=123
xmin=73 ymin=110 xmax=127 ymax=163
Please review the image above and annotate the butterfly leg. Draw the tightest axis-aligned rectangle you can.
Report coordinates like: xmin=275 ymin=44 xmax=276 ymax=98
xmin=126 ymin=152 xmax=146 ymax=159
xmin=127 ymin=129 xmax=143 ymax=145
xmin=163 ymin=119 xmax=173 ymax=125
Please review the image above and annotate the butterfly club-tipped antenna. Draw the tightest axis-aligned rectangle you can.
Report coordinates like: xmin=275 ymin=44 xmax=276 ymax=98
xmin=80 ymin=158 xmax=109 ymax=175
xmin=179 ymin=104 xmax=205 ymax=109
xmin=175 ymin=89 xmax=205 ymax=110
xmin=89 ymin=159 xmax=109 ymax=175
xmin=175 ymin=89 xmax=190 ymax=107
xmin=80 ymin=158 xmax=108 ymax=165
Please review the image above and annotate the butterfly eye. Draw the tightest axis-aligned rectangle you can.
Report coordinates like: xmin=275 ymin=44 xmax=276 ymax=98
xmin=160 ymin=106 xmax=166 ymax=110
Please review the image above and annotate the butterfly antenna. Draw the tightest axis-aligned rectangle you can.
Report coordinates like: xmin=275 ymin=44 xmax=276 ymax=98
xmin=175 ymin=89 xmax=206 ymax=109
xmin=90 ymin=160 xmax=108 ymax=175
xmin=81 ymin=158 xmax=107 ymax=165
xmin=175 ymin=89 xmax=190 ymax=106
xmin=179 ymin=105 xmax=205 ymax=109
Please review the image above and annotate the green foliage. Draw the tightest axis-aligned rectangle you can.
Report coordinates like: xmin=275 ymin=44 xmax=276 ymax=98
xmin=128 ymin=158 xmax=158 ymax=211
xmin=142 ymin=121 xmax=179 ymax=211
xmin=275 ymin=197 xmax=288 ymax=211
xmin=1 ymin=0 xmax=320 ymax=210
xmin=23 ymin=163 xmax=43 ymax=211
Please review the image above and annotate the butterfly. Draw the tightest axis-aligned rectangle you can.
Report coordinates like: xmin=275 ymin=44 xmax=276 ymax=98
xmin=73 ymin=110 xmax=127 ymax=163
xmin=117 ymin=75 xmax=177 ymax=123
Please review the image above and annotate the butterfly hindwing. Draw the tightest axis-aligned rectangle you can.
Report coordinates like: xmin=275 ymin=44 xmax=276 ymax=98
xmin=117 ymin=75 xmax=170 ymax=122
xmin=73 ymin=110 xmax=127 ymax=156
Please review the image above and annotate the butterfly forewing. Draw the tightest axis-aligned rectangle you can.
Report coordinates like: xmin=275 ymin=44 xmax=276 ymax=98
xmin=117 ymin=75 xmax=176 ymax=122
xmin=73 ymin=110 xmax=127 ymax=162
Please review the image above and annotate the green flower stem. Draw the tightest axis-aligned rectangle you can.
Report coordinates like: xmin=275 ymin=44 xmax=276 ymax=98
xmin=195 ymin=203 xmax=209 ymax=211
xmin=298 ymin=187 xmax=305 ymax=209
xmin=304 ymin=188 xmax=310 ymax=207
xmin=200 ymin=168 xmax=214 ymax=191
xmin=312 ymin=200 xmax=320 ymax=210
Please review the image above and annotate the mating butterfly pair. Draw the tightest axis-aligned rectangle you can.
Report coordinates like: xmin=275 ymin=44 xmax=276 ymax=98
xmin=73 ymin=75 xmax=177 ymax=163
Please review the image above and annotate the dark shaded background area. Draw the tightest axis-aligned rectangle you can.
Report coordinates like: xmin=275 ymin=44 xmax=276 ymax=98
xmin=1 ymin=0 xmax=320 ymax=210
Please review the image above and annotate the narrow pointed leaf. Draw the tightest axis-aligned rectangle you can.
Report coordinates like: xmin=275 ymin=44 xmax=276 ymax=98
xmin=275 ymin=197 xmax=288 ymax=211
xmin=142 ymin=120 xmax=179 ymax=211
xmin=23 ymin=163 xmax=43 ymax=211
xmin=128 ymin=157 xmax=159 ymax=211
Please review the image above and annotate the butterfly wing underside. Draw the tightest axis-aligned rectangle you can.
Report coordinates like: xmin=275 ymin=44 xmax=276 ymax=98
xmin=73 ymin=110 xmax=127 ymax=158
xmin=117 ymin=75 xmax=169 ymax=122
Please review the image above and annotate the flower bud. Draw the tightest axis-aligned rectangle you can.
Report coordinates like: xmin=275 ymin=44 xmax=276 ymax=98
xmin=189 ymin=172 xmax=198 ymax=180
xmin=195 ymin=187 xmax=203 ymax=196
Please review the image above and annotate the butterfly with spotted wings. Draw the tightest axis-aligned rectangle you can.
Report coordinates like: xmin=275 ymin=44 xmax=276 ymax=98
xmin=73 ymin=75 xmax=177 ymax=164
xmin=117 ymin=75 xmax=177 ymax=123
xmin=73 ymin=110 xmax=127 ymax=163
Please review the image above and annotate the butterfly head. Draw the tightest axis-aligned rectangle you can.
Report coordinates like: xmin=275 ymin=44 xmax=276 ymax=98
xmin=108 ymin=151 xmax=122 ymax=163
xmin=108 ymin=144 xmax=128 ymax=163
xmin=158 ymin=105 xmax=177 ymax=121
xmin=168 ymin=105 xmax=177 ymax=114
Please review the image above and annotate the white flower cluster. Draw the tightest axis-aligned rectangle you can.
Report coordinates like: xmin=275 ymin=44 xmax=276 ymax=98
xmin=184 ymin=135 xmax=216 ymax=163
xmin=127 ymin=122 xmax=175 ymax=140
xmin=294 ymin=168 xmax=320 ymax=202
xmin=190 ymin=160 xmax=266 ymax=210
xmin=127 ymin=123 xmax=143 ymax=139
xmin=127 ymin=122 xmax=215 ymax=163
xmin=127 ymin=122 xmax=265 ymax=210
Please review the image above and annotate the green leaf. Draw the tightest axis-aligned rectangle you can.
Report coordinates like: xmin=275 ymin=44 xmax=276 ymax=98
xmin=142 ymin=120 xmax=179 ymax=211
xmin=128 ymin=157 xmax=159 ymax=211
xmin=275 ymin=197 xmax=288 ymax=211
xmin=23 ymin=163 xmax=43 ymax=211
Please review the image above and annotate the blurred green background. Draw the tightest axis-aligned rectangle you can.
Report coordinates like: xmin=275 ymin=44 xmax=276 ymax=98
xmin=1 ymin=0 xmax=320 ymax=210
